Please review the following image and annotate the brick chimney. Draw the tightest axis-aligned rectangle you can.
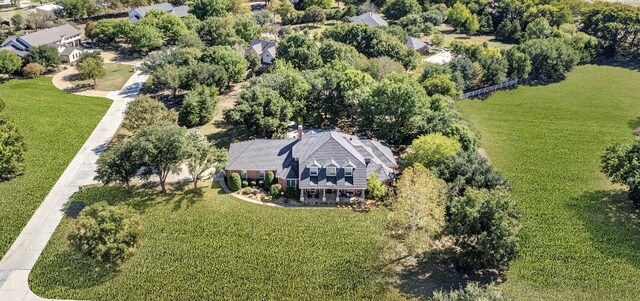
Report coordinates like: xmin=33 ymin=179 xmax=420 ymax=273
xmin=297 ymin=125 xmax=303 ymax=141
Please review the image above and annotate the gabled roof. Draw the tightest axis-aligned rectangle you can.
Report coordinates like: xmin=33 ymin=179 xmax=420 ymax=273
xmin=129 ymin=3 xmax=190 ymax=23
xmin=226 ymin=131 xmax=396 ymax=189
xmin=348 ymin=12 xmax=388 ymax=27
xmin=406 ymin=37 xmax=427 ymax=51
xmin=14 ymin=24 xmax=80 ymax=48
xmin=248 ymin=39 xmax=277 ymax=58
xmin=60 ymin=46 xmax=81 ymax=56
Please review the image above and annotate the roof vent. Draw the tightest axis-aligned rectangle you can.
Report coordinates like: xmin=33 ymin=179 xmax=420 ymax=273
xmin=364 ymin=157 xmax=371 ymax=165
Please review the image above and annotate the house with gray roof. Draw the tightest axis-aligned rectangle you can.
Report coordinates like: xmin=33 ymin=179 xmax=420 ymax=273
xmin=248 ymin=39 xmax=276 ymax=64
xmin=226 ymin=126 xmax=397 ymax=204
xmin=128 ymin=3 xmax=190 ymax=23
xmin=348 ymin=12 xmax=388 ymax=27
xmin=1 ymin=24 xmax=82 ymax=61
xmin=406 ymin=37 xmax=431 ymax=54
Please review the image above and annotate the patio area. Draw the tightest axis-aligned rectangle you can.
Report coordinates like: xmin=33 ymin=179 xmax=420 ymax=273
xmin=301 ymin=188 xmax=365 ymax=205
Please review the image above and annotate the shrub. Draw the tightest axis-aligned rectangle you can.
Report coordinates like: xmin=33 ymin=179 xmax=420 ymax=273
xmin=22 ymin=62 xmax=45 ymax=78
xmin=366 ymin=173 xmax=386 ymax=201
xmin=241 ymin=180 xmax=248 ymax=187
xmin=242 ymin=187 xmax=253 ymax=195
xmin=258 ymin=180 xmax=264 ymax=187
xmin=265 ymin=171 xmax=275 ymax=185
xmin=285 ymin=188 xmax=300 ymax=200
xmin=228 ymin=172 xmax=242 ymax=191
xmin=430 ymin=283 xmax=503 ymax=301
xmin=68 ymin=202 xmax=141 ymax=265
xmin=250 ymin=180 xmax=257 ymax=187
xmin=448 ymin=189 xmax=520 ymax=271
xmin=269 ymin=184 xmax=282 ymax=197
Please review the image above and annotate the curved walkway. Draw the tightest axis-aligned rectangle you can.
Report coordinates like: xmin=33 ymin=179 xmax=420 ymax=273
xmin=0 ymin=70 xmax=149 ymax=301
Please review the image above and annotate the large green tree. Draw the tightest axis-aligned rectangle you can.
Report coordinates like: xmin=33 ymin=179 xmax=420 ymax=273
xmin=95 ymin=140 xmax=142 ymax=187
xmin=27 ymin=45 xmax=60 ymax=68
xmin=403 ymin=133 xmax=461 ymax=169
xmin=360 ymin=73 xmax=430 ymax=144
xmin=448 ymin=189 xmax=520 ymax=272
xmin=130 ymin=124 xmax=190 ymax=193
xmin=128 ymin=25 xmax=163 ymax=54
xmin=179 ymin=85 xmax=218 ymax=128
xmin=122 ymin=95 xmax=178 ymax=132
xmin=77 ymin=57 xmax=106 ymax=86
xmin=0 ymin=117 xmax=26 ymax=180
xmin=200 ymin=46 xmax=248 ymax=83
xmin=383 ymin=0 xmax=421 ymax=20
xmin=184 ymin=132 xmax=227 ymax=188
xmin=389 ymin=163 xmax=447 ymax=254
xmin=519 ymin=38 xmax=579 ymax=82
xmin=276 ymin=34 xmax=322 ymax=70
xmin=191 ymin=0 xmax=229 ymax=20
xmin=224 ymin=86 xmax=293 ymax=138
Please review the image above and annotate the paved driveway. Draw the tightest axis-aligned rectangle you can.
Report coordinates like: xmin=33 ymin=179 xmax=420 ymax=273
xmin=0 ymin=70 xmax=148 ymax=301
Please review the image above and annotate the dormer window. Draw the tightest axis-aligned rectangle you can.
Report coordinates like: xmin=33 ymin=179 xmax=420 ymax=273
xmin=344 ymin=167 xmax=353 ymax=177
xmin=326 ymin=167 xmax=337 ymax=177
xmin=310 ymin=166 xmax=319 ymax=176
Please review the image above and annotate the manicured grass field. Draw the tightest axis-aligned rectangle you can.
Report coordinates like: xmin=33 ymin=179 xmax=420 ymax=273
xmin=30 ymin=185 xmax=387 ymax=300
xmin=457 ymin=65 xmax=640 ymax=300
xmin=70 ymin=63 xmax=134 ymax=91
xmin=0 ymin=78 xmax=111 ymax=257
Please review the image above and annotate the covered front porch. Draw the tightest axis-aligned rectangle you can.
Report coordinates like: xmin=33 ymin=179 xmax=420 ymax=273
xmin=300 ymin=188 xmax=365 ymax=205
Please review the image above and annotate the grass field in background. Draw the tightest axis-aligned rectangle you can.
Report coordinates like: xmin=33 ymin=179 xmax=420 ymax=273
xmin=30 ymin=185 xmax=387 ymax=300
xmin=0 ymin=78 xmax=111 ymax=257
xmin=70 ymin=63 xmax=134 ymax=91
xmin=457 ymin=65 xmax=640 ymax=300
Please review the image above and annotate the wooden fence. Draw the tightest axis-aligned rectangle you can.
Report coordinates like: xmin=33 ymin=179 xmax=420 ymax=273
xmin=459 ymin=79 xmax=519 ymax=99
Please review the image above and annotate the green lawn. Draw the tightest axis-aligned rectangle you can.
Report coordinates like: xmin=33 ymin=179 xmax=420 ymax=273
xmin=457 ymin=65 xmax=640 ymax=300
xmin=0 ymin=78 xmax=111 ymax=257
xmin=29 ymin=185 xmax=387 ymax=300
xmin=70 ymin=63 xmax=134 ymax=91
xmin=433 ymin=24 xmax=512 ymax=49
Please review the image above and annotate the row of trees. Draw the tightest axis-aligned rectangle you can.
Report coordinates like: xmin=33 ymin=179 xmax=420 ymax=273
xmin=0 ymin=44 xmax=67 ymax=78
xmin=96 ymin=123 xmax=227 ymax=192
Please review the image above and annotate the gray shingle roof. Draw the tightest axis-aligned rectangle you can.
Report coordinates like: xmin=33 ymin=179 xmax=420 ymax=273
xmin=14 ymin=24 xmax=80 ymax=48
xmin=248 ymin=39 xmax=277 ymax=61
xmin=129 ymin=3 xmax=190 ymax=23
xmin=348 ymin=12 xmax=388 ymax=27
xmin=226 ymin=131 xmax=396 ymax=190
xmin=406 ymin=37 xmax=427 ymax=51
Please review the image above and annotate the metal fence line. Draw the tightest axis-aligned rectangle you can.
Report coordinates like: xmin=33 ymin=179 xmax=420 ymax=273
xmin=459 ymin=79 xmax=519 ymax=99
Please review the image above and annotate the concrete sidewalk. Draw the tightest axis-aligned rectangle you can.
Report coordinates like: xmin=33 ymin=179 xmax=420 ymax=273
xmin=0 ymin=70 xmax=148 ymax=301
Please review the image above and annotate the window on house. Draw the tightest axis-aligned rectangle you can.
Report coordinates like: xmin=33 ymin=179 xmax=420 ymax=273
xmin=286 ymin=179 xmax=297 ymax=188
xmin=241 ymin=170 xmax=247 ymax=179
xmin=310 ymin=166 xmax=319 ymax=176
xmin=344 ymin=167 xmax=353 ymax=177
xmin=326 ymin=167 xmax=337 ymax=177
xmin=259 ymin=170 xmax=265 ymax=179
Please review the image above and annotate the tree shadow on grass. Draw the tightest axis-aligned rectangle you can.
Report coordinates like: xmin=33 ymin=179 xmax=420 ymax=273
xmin=392 ymin=249 xmax=499 ymax=300
xmin=592 ymin=58 xmax=640 ymax=73
xmin=568 ymin=189 xmax=640 ymax=269
xmin=627 ymin=117 xmax=640 ymax=130
xmin=30 ymin=248 xmax=118 ymax=292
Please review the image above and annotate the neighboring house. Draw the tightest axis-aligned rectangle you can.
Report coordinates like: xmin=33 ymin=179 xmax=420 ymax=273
xmin=406 ymin=37 xmax=431 ymax=54
xmin=348 ymin=12 xmax=388 ymax=27
xmin=226 ymin=127 xmax=397 ymax=204
xmin=33 ymin=4 xmax=63 ymax=18
xmin=60 ymin=47 xmax=83 ymax=63
xmin=1 ymin=24 xmax=83 ymax=62
xmin=247 ymin=39 xmax=276 ymax=64
xmin=128 ymin=3 xmax=190 ymax=23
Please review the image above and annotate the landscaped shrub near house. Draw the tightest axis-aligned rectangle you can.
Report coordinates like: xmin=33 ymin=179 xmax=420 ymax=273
xmin=250 ymin=180 xmax=256 ymax=187
xmin=242 ymin=187 xmax=253 ymax=195
xmin=241 ymin=180 xmax=248 ymax=188
xmin=68 ymin=202 xmax=141 ymax=265
xmin=228 ymin=172 xmax=242 ymax=191
xmin=269 ymin=184 xmax=282 ymax=197
xmin=265 ymin=171 xmax=274 ymax=185
xmin=285 ymin=188 xmax=300 ymax=200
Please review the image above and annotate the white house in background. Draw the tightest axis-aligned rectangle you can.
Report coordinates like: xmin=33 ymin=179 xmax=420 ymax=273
xmin=128 ymin=3 xmax=190 ymax=23
xmin=33 ymin=4 xmax=63 ymax=18
xmin=1 ymin=24 xmax=83 ymax=62
xmin=348 ymin=12 xmax=388 ymax=27
xmin=248 ymin=39 xmax=276 ymax=64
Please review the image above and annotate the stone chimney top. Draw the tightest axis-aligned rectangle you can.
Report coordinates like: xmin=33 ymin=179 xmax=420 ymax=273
xmin=297 ymin=125 xmax=303 ymax=141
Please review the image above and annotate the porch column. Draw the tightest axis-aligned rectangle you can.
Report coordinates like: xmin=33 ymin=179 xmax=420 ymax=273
xmin=300 ymin=189 xmax=304 ymax=203
xmin=322 ymin=189 xmax=326 ymax=202
xmin=336 ymin=189 xmax=340 ymax=203
xmin=362 ymin=189 xmax=366 ymax=201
